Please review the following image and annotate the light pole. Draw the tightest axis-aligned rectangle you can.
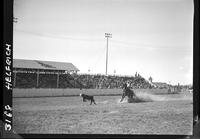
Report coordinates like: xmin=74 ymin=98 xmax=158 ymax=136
xmin=105 ymin=33 xmax=112 ymax=75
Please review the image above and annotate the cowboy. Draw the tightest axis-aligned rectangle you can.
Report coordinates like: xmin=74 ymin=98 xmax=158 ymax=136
xmin=126 ymin=81 xmax=131 ymax=90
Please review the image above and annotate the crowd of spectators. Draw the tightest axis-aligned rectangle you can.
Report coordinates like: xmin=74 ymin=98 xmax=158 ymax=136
xmin=72 ymin=73 xmax=152 ymax=89
xmin=14 ymin=72 xmax=152 ymax=89
xmin=15 ymin=73 xmax=37 ymax=88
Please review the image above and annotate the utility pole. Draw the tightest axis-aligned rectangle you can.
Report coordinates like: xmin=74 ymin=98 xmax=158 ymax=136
xmin=105 ymin=33 xmax=112 ymax=75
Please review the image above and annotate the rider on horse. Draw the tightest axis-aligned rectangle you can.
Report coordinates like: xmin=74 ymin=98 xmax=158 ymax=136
xmin=120 ymin=81 xmax=136 ymax=102
xmin=126 ymin=81 xmax=131 ymax=89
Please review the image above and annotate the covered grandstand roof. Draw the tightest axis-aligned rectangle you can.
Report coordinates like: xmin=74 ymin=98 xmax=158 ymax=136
xmin=13 ymin=59 xmax=79 ymax=71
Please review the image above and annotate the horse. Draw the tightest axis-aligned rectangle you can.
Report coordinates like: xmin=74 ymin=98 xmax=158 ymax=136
xmin=120 ymin=83 xmax=136 ymax=102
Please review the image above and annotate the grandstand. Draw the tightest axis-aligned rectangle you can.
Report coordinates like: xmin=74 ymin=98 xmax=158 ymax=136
xmin=13 ymin=59 xmax=81 ymax=88
xmin=13 ymin=59 xmax=153 ymax=89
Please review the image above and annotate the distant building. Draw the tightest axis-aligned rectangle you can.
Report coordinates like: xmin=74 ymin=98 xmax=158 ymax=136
xmin=152 ymin=82 xmax=168 ymax=89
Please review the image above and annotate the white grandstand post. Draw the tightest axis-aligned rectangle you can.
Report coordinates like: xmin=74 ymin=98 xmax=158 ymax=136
xmin=105 ymin=33 xmax=112 ymax=75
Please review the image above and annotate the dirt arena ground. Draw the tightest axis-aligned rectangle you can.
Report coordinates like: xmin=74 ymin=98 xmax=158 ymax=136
xmin=13 ymin=89 xmax=193 ymax=135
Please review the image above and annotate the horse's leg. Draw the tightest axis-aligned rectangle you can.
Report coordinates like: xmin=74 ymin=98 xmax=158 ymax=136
xmin=130 ymin=91 xmax=133 ymax=98
xmin=120 ymin=93 xmax=125 ymax=102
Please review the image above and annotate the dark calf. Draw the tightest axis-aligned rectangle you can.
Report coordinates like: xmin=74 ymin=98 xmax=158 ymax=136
xmin=80 ymin=93 xmax=97 ymax=105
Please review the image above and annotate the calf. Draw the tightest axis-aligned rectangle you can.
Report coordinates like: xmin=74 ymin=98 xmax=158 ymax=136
xmin=80 ymin=93 xmax=97 ymax=105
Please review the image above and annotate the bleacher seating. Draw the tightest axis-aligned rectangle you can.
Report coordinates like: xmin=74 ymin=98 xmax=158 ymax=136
xmin=14 ymin=72 xmax=152 ymax=89
xmin=15 ymin=73 xmax=37 ymax=88
xmin=39 ymin=74 xmax=57 ymax=88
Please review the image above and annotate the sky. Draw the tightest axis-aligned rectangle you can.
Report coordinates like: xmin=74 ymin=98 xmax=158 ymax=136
xmin=13 ymin=0 xmax=193 ymax=85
